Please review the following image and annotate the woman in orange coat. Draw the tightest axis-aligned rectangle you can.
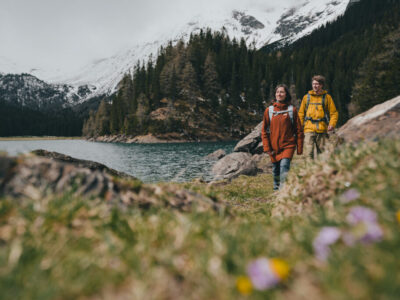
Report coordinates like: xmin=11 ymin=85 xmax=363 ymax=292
xmin=261 ymin=84 xmax=304 ymax=190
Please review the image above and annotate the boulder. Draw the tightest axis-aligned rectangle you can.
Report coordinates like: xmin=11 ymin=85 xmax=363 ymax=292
xmin=250 ymin=153 xmax=272 ymax=173
xmin=0 ymin=154 xmax=221 ymax=213
xmin=205 ymin=149 xmax=226 ymax=160
xmin=31 ymin=149 xmax=134 ymax=180
xmin=211 ymin=152 xmax=258 ymax=181
xmin=337 ymin=95 xmax=400 ymax=143
xmin=253 ymin=141 xmax=264 ymax=154
xmin=233 ymin=122 xmax=262 ymax=153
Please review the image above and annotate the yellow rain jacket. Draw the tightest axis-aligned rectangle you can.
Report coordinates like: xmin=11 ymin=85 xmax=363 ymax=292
xmin=298 ymin=90 xmax=338 ymax=133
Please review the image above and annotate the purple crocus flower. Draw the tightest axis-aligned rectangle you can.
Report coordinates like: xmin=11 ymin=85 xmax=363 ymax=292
xmin=361 ymin=221 xmax=383 ymax=243
xmin=313 ymin=227 xmax=341 ymax=261
xmin=345 ymin=206 xmax=383 ymax=244
xmin=247 ymin=258 xmax=279 ymax=290
xmin=346 ymin=206 xmax=377 ymax=225
xmin=340 ymin=188 xmax=360 ymax=203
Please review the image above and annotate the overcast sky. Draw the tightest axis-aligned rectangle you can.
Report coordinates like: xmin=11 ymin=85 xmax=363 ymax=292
xmin=0 ymin=0 xmax=294 ymax=73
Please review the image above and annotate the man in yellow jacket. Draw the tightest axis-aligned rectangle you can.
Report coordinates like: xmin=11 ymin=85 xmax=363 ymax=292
xmin=298 ymin=75 xmax=338 ymax=159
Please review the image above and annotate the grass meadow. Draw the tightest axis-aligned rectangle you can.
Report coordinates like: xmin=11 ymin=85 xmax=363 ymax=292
xmin=0 ymin=139 xmax=399 ymax=299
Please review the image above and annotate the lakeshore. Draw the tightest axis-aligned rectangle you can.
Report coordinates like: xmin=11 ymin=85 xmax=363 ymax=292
xmin=86 ymin=133 xmax=239 ymax=144
xmin=0 ymin=136 xmax=82 ymax=141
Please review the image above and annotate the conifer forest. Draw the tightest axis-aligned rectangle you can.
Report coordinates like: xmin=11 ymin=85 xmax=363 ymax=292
xmin=83 ymin=0 xmax=400 ymax=139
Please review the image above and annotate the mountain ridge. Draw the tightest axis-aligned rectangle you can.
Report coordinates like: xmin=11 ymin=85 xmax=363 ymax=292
xmin=0 ymin=0 xmax=349 ymax=106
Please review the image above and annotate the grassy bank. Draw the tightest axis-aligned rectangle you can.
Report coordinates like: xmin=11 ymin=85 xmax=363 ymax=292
xmin=0 ymin=140 xmax=399 ymax=299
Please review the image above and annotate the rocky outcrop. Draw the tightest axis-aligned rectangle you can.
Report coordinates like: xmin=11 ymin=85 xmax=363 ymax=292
xmin=205 ymin=149 xmax=226 ymax=160
xmin=337 ymin=95 xmax=400 ymax=143
xmin=0 ymin=154 xmax=220 ymax=213
xmin=211 ymin=152 xmax=258 ymax=181
xmin=31 ymin=149 xmax=134 ymax=179
xmin=233 ymin=122 xmax=263 ymax=153
xmin=250 ymin=153 xmax=273 ymax=173
xmin=87 ymin=133 xmax=191 ymax=144
xmin=211 ymin=121 xmax=271 ymax=181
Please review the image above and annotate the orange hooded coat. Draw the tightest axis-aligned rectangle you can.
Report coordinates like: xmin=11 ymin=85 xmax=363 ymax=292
xmin=261 ymin=102 xmax=304 ymax=163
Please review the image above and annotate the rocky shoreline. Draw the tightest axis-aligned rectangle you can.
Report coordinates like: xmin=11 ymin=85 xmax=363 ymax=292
xmin=86 ymin=133 xmax=237 ymax=144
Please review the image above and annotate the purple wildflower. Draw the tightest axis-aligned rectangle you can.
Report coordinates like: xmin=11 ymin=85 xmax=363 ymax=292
xmin=247 ymin=258 xmax=279 ymax=290
xmin=340 ymin=188 xmax=360 ymax=203
xmin=361 ymin=222 xmax=383 ymax=243
xmin=346 ymin=206 xmax=377 ymax=225
xmin=345 ymin=206 xmax=383 ymax=245
xmin=313 ymin=227 xmax=341 ymax=261
xmin=342 ymin=232 xmax=356 ymax=246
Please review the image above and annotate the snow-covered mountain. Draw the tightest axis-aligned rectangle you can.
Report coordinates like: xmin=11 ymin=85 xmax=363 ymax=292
xmin=0 ymin=0 xmax=350 ymax=108
xmin=0 ymin=73 xmax=96 ymax=110
xmin=52 ymin=0 xmax=349 ymax=98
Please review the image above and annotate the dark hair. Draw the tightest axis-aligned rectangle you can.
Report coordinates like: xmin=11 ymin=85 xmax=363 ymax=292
xmin=274 ymin=84 xmax=292 ymax=104
xmin=312 ymin=75 xmax=325 ymax=86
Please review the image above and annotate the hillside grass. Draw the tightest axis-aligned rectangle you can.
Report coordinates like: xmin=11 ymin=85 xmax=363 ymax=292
xmin=0 ymin=139 xmax=399 ymax=299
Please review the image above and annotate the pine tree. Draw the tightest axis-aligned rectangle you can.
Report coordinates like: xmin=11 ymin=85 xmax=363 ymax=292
xmin=229 ymin=62 xmax=241 ymax=107
xmin=136 ymin=93 xmax=150 ymax=131
xmin=95 ymin=100 xmax=110 ymax=135
xmin=179 ymin=62 xmax=199 ymax=105
xmin=160 ymin=63 xmax=178 ymax=101
xmin=202 ymin=52 xmax=221 ymax=106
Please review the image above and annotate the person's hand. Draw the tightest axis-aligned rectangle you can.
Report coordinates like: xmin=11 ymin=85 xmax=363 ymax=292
xmin=328 ymin=125 xmax=334 ymax=132
xmin=268 ymin=150 xmax=275 ymax=156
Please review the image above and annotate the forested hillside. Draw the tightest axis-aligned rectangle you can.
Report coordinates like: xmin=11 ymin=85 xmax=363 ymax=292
xmin=83 ymin=0 xmax=400 ymax=139
xmin=0 ymin=100 xmax=82 ymax=137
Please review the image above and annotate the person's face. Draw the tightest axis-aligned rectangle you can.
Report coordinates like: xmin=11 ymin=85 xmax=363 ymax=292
xmin=312 ymin=80 xmax=323 ymax=94
xmin=275 ymin=87 xmax=286 ymax=102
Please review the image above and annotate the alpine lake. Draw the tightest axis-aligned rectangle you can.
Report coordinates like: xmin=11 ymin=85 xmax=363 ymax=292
xmin=0 ymin=139 xmax=236 ymax=183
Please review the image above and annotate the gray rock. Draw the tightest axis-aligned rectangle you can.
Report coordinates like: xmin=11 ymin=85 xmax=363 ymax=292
xmin=254 ymin=141 xmax=264 ymax=154
xmin=32 ymin=149 xmax=135 ymax=180
xmin=0 ymin=156 xmax=14 ymax=185
xmin=337 ymin=95 xmax=400 ymax=143
xmin=233 ymin=122 xmax=262 ymax=153
xmin=205 ymin=149 xmax=226 ymax=160
xmin=211 ymin=152 xmax=258 ymax=181
xmin=250 ymin=153 xmax=272 ymax=173
xmin=0 ymin=154 xmax=221 ymax=213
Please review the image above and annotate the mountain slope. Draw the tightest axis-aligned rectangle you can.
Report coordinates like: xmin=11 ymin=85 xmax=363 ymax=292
xmin=55 ymin=0 xmax=348 ymax=98
xmin=0 ymin=0 xmax=350 ymax=101
xmin=0 ymin=73 xmax=97 ymax=110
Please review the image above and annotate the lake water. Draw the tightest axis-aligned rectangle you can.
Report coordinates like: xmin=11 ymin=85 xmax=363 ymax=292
xmin=0 ymin=140 xmax=236 ymax=183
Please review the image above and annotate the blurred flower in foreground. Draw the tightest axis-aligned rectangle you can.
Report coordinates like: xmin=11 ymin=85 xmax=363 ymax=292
xmin=343 ymin=221 xmax=383 ymax=245
xmin=344 ymin=206 xmax=382 ymax=245
xmin=313 ymin=227 xmax=341 ymax=261
xmin=246 ymin=258 xmax=289 ymax=290
xmin=314 ymin=207 xmax=383 ymax=260
xmin=236 ymin=276 xmax=253 ymax=295
xmin=340 ymin=188 xmax=360 ymax=203
xmin=396 ymin=210 xmax=400 ymax=224
xmin=346 ymin=206 xmax=377 ymax=225
xmin=270 ymin=258 xmax=290 ymax=281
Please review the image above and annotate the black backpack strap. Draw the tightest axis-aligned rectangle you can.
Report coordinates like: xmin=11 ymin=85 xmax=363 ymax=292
xmin=306 ymin=93 xmax=311 ymax=115
xmin=322 ymin=94 xmax=330 ymax=124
